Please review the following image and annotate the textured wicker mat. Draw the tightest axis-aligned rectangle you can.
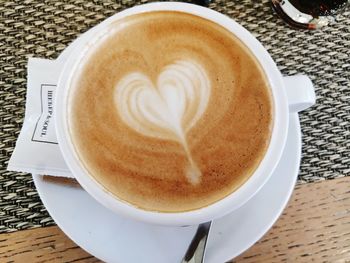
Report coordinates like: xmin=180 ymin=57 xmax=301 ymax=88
xmin=0 ymin=0 xmax=349 ymax=232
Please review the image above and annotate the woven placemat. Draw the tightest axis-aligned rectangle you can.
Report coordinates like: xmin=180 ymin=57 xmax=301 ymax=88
xmin=0 ymin=0 xmax=349 ymax=233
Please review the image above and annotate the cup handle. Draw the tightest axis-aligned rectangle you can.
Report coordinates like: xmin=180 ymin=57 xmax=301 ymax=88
xmin=283 ymin=75 xmax=316 ymax=113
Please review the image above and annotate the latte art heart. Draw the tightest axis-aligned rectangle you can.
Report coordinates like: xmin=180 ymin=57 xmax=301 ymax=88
xmin=114 ymin=60 xmax=211 ymax=184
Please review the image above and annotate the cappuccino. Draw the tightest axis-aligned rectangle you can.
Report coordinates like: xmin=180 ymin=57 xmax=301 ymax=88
xmin=69 ymin=11 xmax=273 ymax=212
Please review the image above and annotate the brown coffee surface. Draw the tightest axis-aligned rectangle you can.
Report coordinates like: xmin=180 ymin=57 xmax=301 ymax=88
xmin=69 ymin=11 xmax=273 ymax=212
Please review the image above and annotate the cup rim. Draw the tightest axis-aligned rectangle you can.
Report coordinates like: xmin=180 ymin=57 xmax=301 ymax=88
xmin=55 ymin=2 xmax=289 ymax=226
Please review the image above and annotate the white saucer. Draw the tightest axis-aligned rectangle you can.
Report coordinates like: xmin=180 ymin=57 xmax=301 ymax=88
xmin=33 ymin=113 xmax=301 ymax=263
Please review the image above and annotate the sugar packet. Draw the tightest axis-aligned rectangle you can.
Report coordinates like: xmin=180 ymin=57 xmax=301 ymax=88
xmin=7 ymin=58 xmax=73 ymax=178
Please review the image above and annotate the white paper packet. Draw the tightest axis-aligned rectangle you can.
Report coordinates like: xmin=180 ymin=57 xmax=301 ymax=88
xmin=7 ymin=58 xmax=73 ymax=178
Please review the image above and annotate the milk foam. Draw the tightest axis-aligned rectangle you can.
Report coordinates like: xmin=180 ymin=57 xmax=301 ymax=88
xmin=115 ymin=60 xmax=210 ymax=184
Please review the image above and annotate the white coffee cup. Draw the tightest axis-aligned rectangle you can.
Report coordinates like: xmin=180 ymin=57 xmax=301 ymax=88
xmin=55 ymin=2 xmax=315 ymax=226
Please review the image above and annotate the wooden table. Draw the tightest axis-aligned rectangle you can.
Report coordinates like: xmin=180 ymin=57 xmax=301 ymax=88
xmin=0 ymin=177 xmax=349 ymax=262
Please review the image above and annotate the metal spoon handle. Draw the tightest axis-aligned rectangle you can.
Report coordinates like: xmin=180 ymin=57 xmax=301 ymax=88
xmin=181 ymin=221 xmax=212 ymax=263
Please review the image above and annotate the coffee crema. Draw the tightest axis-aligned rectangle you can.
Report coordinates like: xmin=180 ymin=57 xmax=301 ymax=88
xmin=69 ymin=11 xmax=273 ymax=212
